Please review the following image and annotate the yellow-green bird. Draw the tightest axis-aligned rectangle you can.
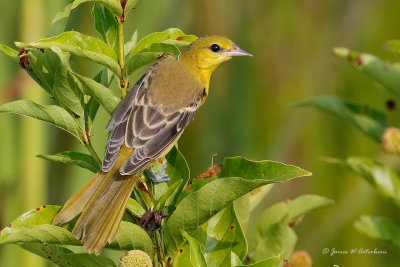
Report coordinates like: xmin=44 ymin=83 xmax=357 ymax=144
xmin=52 ymin=35 xmax=252 ymax=255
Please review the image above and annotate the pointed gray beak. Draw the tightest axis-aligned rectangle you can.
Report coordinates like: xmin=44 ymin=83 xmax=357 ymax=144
xmin=225 ymin=44 xmax=253 ymax=57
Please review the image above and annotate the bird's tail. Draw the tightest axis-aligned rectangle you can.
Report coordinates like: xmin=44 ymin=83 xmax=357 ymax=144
xmin=52 ymin=170 xmax=137 ymax=255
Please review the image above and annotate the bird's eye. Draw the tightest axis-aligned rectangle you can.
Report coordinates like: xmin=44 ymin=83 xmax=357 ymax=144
xmin=210 ymin=44 xmax=221 ymax=53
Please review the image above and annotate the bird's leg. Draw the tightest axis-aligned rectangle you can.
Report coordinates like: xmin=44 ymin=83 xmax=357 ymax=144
xmin=146 ymin=164 xmax=170 ymax=183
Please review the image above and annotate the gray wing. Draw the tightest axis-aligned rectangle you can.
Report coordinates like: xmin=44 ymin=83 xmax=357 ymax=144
xmin=102 ymin=72 xmax=200 ymax=175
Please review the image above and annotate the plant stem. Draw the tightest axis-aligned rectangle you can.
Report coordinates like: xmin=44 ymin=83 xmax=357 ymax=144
xmin=118 ymin=21 xmax=126 ymax=97
xmin=85 ymin=141 xmax=102 ymax=167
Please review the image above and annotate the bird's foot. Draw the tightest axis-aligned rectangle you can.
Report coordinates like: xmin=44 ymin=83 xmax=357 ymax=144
xmin=146 ymin=164 xmax=170 ymax=183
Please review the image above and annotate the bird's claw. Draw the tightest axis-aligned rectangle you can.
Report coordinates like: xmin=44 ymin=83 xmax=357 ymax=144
xmin=146 ymin=164 xmax=170 ymax=183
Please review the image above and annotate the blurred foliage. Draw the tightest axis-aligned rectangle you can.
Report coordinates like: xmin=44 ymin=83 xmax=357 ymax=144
xmin=1 ymin=0 xmax=400 ymax=266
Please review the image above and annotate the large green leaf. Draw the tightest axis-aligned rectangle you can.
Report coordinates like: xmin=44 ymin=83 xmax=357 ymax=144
xmin=0 ymin=100 xmax=81 ymax=140
xmin=236 ymin=256 xmax=283 ymax=267
xmin=181 ymin=230 xmax=207 ymax=267
xmin=247 ymin=195 xmax=332 ymax=262
xmin=0 ymin=206 xmax=153 ymax=256
xmin=126 ymin=198 xmax=146 ymax=218
xmin=125 ymin=43 xmax=180 ymax=75
xmin=130 ymin=28 xmax=197 ymax=56
xmin=198 ymin=204 xmax=247 ymax=266
xmin=71 ymin=0 xmax=123 ymax=17
xmin=292 ymin=95 xmax=388 ymax=141
xmin=17 ymin=31 xmax=120 ymax=76
xmin=325 ymin=157 xmax=400 ymax=206
xmin=21 ymin=243 xmax=116 ymax=267
xmin=334 ymin=47 xmax=400 ymax=99
xmin=0 ymin=44 xmax=18 ymax=58
xmin=164 ymin=157 xmax=311 ymax=254
xmin=74 ymin=72 xmax=120 ymax=114
xmin=92 ymin=3 xmax=118 ymax=49
xmin=354 ymin=215 xmax=400 ymax=250
xmin=37 ymin=151 xmax=100 ymax=173
xmin=124 ymin=30 xmax=138 ymax=56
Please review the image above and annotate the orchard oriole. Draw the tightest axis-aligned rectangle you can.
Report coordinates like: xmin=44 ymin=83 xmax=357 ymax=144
xmin=52 ymin=36 xmax=252 ymax=255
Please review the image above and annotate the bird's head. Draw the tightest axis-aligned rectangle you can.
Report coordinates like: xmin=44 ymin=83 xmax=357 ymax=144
xmin=180 ymin=36 xmax=252 ymax=72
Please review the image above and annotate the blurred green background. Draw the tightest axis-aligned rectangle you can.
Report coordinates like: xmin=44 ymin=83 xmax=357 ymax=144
xmin=1 ymin=0 xmax=400 ymax=266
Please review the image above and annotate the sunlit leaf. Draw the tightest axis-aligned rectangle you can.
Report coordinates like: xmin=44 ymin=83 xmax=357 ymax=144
xmin=74 ymin=72 xmax=120 ymax=114
xmin=325 ymin=157 xmax=400 ymax=206
xmin=125 ymin=0 xmax=140 ymax=16
xmin=71 ymin=0 xmax=123 ymax=17
xmin=17 ymin=31 xmax=120 ymax=76
xmin=0 ymin=206 xmax=153 ymax=256
xmin=126 ymin=198 xmax=146 ymax=218
xmin=164 ymin=158 xmax=310 ymax=253
xmin=292 ymin=95 xmax=388 ymax=141
xmin=21 ymin=243 xmax=116 ymax=267
xmin=0 ymin=100 xmax=81 ymax=140
xmin=247 ymin=195 xmax=332 ymax=261
xmin=334 ymin=47 xmax=400 ymax=100
xmin=124 ymin=30 xmax=138 ymax=56
xmin=181 ymin=230 xmax=207 ymax=267
xmin=131 ymin=28 xmax=197 ymax=56
xmin=0 ymin=44 xmax=18 ymax=58
xmin=37 ymin=151 xmax=100 ymax=173
xmin=236 ymin=256 xmax=283 ymax=267
xmin=48 ymin=2 xmax=74 ymax=36
xmin=354 ymin=215 xmax=400 ymax=250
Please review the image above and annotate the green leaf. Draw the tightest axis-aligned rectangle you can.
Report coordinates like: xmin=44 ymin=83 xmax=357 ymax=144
xmin=354 ymin=215 xmax=400 ymax=250
xmin=201 ymin=204 xmax=247 ymax=266
xmin=291 ymin=95 xmax=388 ymax=141
xmin=48 ymin=2 xmax=74 ymax=37
xmin=0 ymin=44 xmax=18 ymax=58
xmin=17 ymin=31 xmax=120 ymax=76
xmin=124 ymin=30 xmax=138 ymax=56
xmin=164 ymin=158 xmax=310 ymax=253
xmin=125 ymin=0 xmax=140 ymax=16
xmin=71 ymin=0 xmax=123 ymax=17
xmin=231 ymin=252 xmax=242 ymax=266
xmin=37 ymin=151 xmax=100 ymax=173
xmin=21 ymin=243 xmax=116 ymax=267
xmin=181 ymin=230 xmax=207 ymax=267
xmin=131 ymin=28 xmax=197 ymax=56
xmin=92 ymin=3 xmax=118 ymax=49
xmin=236 ymin=256 xmax=283 ymax=267
xmin=0 ymin=100 xmax=81 ymax=140
xmin=125 ymin=43 xmax=180 ymax=75
xmin=325 ymin=157 xmax=400 ymax=206
xmin=155 ymin=180 xmax=182 ymax=210
xmin=0 ymin=206 xmax=153 ymax=256
xmin=126 ymin=198 xmax=146 ymax=217
xmin=74 ymin=72 xmax=120 ymax=114
xmin=334 ymin=47 xmax=400 ymax=99
xmin=247 ymin=195 xmax=332 ymax=261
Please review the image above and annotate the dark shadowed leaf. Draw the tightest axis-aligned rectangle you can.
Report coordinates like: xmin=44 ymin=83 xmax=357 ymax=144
xmin=291 ymin=95 xmax=388 ymax=141
xmin=37 ymin=151 xmax=100 ymax=173
xmin=92 ymin=3 xmax=118 ymax=49
xmin=0 ymin=100 xmax=81 ymax=140
xmin=354 ymin=215 xmax=400 ymax=250
xmin=125 ymin=43 xmax=180 ymax=75
xmin=325 ymin=157 xmax=400 ymax=206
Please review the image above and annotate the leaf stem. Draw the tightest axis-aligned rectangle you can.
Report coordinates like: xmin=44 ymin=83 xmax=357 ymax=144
xmin=84 ymin=140 xmax=102 ymax=167
xmin=118 ymin=21 xmax=126 ymax=97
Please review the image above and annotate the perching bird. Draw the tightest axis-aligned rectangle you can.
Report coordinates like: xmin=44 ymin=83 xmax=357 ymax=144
xmin=52 ymin=36 xmax=252 ymax=255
